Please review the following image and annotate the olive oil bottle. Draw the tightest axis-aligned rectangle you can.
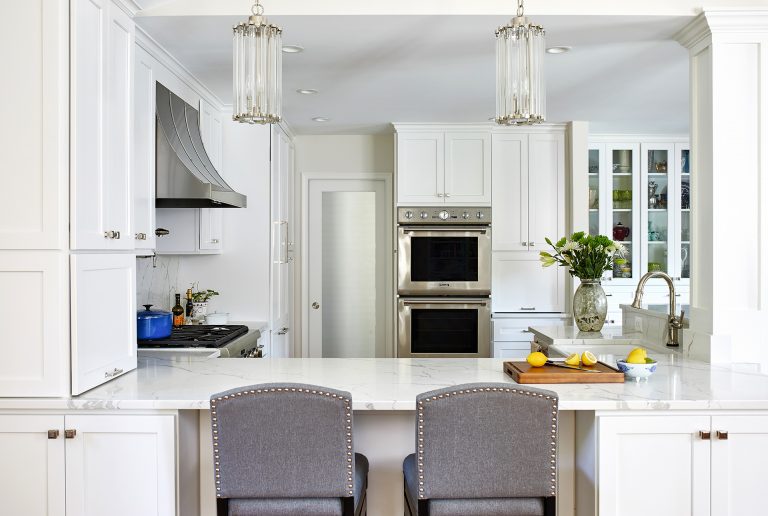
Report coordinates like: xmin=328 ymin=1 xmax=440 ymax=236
xmin=172 ymin=294 xmax=185 ymax=327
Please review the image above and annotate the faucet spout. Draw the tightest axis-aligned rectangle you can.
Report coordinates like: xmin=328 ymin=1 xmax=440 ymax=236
xmin=631 ymin=271 xmax=683 ymax=347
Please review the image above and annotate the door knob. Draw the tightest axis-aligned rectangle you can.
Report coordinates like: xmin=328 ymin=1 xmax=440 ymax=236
xmin=312 ymin=302 xmax=320 ymax=309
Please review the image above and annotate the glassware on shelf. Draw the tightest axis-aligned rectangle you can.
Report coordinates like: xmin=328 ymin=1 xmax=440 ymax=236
xmin=648 ymin=181 xmax=658 ymax=209
xmin=613 ymin=222 xmax=630 ymax=241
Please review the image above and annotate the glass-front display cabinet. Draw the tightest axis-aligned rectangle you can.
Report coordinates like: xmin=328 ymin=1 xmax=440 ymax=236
xmin=588 ymin=140 xmax=690 ymax=286
xmin=588 ymin=142 xmax=641 ymax=284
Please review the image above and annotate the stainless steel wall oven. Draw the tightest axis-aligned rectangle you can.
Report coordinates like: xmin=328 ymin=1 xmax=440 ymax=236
xmin=396 ymin=207 xmax=491 ymax=358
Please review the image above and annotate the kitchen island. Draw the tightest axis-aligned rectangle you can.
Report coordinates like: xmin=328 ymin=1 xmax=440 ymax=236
xmin=5 ymin=351 xmax=768 ymax=516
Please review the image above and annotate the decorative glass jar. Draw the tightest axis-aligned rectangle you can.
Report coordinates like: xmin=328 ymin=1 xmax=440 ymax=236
xmin=573 ymin=279 xmax=608 ymax=332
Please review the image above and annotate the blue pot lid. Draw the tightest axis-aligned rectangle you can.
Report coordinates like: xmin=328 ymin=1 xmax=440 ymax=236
xmin=138 ymin=304 xmax=171 ymax=318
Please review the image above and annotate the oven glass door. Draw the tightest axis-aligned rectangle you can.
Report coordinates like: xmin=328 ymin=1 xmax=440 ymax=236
xmin=398 ymin=298 xmax=491 ymax=358
xmin=398 ymin=226 xmax=491 ymax=295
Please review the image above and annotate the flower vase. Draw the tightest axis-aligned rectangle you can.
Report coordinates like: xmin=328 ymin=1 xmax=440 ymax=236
xmin=573 ymin=279 xmax=608 ymax=332
xmin=191 ymin=302 xmax=208 ymax=321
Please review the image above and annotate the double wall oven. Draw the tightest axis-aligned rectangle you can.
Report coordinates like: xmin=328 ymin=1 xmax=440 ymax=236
xmin=397 ymin=207 xmax=491 ymax=358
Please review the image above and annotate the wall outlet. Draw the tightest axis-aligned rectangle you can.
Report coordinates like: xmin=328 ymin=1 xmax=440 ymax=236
xmin=634 ymin=317 xmax=643 ymax=333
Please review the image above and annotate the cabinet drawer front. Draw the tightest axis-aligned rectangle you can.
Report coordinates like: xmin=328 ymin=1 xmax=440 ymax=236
xmin=493 ymin=324 xmax=534 ymax=342
xmin=492 ymin=342 xmax=532 ymax=359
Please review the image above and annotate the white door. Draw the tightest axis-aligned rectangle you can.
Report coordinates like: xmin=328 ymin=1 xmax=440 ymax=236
xmin=528 ymin=132 xmax=565 ymax=249
xmin=307 ymin=178 xmax=389 ymax=358
xmin=65 ymin=415 xmax=175 ymax=516
xmin=0 ymin=415 xmax=65 ymax=516
xmin=71 ymin=254 xmax=136 ymax=394
xmin=710 ymin=415 xmax=768 ymax=515
xmin=491 ymin=254 xmax=565 ymax=313
xmin=133 ymin=45 xmax=156 ymax=251
xmin=598 ymin=415 xmax=711 ymax=516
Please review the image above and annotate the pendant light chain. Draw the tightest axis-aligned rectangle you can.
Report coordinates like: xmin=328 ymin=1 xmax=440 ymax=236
xmin=252 ymin=0 xmax=264 ymax=16
xmin=517 ymin=0 xmax=524 ymax=18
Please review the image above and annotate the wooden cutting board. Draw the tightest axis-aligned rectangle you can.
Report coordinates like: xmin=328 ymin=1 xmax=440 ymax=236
xmin=504 ymin=361 xmax=625 ymax=384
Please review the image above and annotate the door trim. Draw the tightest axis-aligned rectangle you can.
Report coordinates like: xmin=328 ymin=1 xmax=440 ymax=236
xmin=300 ymin=172 xmax=393 ymax=358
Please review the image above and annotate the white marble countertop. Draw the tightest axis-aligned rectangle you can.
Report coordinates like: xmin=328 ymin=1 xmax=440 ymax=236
xmin=529 ymin=325 xmax=642 ymax=345
xmin=3 ymin=355 xmax=768 ymax=412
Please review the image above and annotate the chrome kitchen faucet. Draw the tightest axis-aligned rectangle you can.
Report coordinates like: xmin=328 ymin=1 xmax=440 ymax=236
xmin=631 ymin=271 xmax=685 ymax=347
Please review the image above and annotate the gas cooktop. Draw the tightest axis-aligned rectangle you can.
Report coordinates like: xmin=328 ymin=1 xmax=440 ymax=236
xmin=138 ymin=325 xmax=249 ymax=348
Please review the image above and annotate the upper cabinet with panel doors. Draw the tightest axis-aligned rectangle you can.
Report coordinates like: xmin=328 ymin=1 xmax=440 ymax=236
xmin=395 ymin=126 xmax=491 ymax=206
xmin=588 ymin=137 xmax=690 ymax=286
xmin=491 ymin=129 xmax=566 ymax=253
xmin=70 ymin=0 xmax=135 ymax=251
xmin=0 ymin=0 xmax=69 ymax=250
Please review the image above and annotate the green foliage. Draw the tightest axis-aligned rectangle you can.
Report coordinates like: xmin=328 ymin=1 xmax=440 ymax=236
xmin=190 ymin=281 xmax=220 ymax=302
xmin=539 ymin=232 xmax=627 ymax=280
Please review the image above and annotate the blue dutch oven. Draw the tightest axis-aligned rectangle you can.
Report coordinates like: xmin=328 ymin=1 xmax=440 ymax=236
xmin=137 ymin=304 xmax=172 ymax=340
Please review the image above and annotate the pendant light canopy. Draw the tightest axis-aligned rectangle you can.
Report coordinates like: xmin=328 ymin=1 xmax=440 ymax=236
xmin=233 ymin=0 xmax=282 ymax=124
xmin=495 ymin=0 xmax=546 ymax=125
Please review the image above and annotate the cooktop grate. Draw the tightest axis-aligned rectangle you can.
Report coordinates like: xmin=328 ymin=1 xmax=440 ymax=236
xmin=138 ymin=325 xmax=249 ymax=348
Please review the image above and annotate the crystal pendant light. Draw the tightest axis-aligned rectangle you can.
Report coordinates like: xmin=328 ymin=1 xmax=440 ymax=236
xmin=495 ymin=0 xmax=546 ymax=125
xmin=233 ymin=0 xmax=282 ymax=124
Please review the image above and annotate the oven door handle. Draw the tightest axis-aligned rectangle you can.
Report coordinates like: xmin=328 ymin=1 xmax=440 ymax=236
xmin=402 ymin=300 xmax=488 ymax=307
xmin=401 ymin=227 xmax=488 ymax=234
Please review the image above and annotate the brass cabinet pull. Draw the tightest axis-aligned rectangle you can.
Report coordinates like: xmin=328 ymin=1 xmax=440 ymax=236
xmin=65 ymin=429 xmax=76 ymax=439
xmin=716 ymin=430 xmax=729 ymax=440
xmin=699 ymin=431 xmax=711 ymax=440
xmin=48 ymin=430 xmax=60 ymax=439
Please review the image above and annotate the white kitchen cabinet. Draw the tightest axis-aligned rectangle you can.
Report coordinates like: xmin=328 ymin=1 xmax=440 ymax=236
xmin=395 ymin=127 xmax=490 ymax=206
xmin=155 ymin=101 xmax=224 ymax=255
xmin=133 ymin=45 xmax=156 ymax=251
xmin=70 ymin=254 xmax=136 ymax=395
xmin=0 ymin=413 xmax=175 ymax=516
xmin=65 ymin=414 xmax=176 ymax=516
xmin=0 ymin=415 xmax=65 ymax=516
xmin=492 ymin=254 xmax=565 ymax=313
xmin=590 ymin=413 xmax=768 ymax=516
xmin=0 ymin=252 xmax=70 ymax=397
xmin=270 ymin=125 xmax=294 ymax=357
xmin=492 ymin=130 xmax=565 ymax=252
xmin=70 ymin=0 xmax=135 ymax=251
xmin=0 ymin=0 xmax=68 ymax=250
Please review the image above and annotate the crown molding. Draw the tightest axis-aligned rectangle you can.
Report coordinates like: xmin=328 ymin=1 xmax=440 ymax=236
xmin=135 ymin=25 xmax=227 ymax=111
xmin=676 ymin=10 xmax=768 ymax=49
xmin=112 ymin=0 xmax=143 ymax=17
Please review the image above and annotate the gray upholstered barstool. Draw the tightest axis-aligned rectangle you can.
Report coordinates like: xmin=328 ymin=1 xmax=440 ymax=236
xmin=210 ymin=383 xmax=368 ymax=516
xmin=403 ymin=383 xmax=558 ymax=516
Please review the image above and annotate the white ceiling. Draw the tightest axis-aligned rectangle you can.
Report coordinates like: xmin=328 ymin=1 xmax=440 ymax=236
xmin=136 ymin=15 xmax=692 ymax=135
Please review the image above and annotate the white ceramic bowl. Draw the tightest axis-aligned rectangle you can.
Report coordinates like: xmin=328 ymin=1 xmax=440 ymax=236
xmin=616 ymin=359 xmax=658 ymax=381
xmin=204 ymin=312 xmax=229 ymax=325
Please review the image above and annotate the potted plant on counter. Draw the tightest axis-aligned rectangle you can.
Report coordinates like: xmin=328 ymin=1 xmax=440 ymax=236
xmin=190 ymin=283 xmax=219 ymax=321
xmin=539 ymin=232 xmax=626 ymax=332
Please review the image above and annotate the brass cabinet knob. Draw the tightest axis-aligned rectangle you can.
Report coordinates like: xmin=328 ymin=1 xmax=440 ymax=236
xmin=312 ymin=302 xmax=320 ymax=310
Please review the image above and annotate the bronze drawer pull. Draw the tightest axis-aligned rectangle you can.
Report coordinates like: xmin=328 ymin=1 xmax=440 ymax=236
xmin=716 ymin=430 xmax=728 ymax=440
xmin=699 ymin=431 xmax=711 ymax=440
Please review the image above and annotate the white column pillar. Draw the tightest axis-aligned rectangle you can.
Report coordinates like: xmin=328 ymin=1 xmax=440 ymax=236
xmin=676 ymin=11 xmax=768 ymax=362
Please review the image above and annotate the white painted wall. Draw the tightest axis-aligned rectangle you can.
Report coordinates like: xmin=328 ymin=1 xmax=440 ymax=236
xmin=175 ymin=120 xmax=272 ymax=322
xmin=294 ymin=134 xmax=394 ymax=175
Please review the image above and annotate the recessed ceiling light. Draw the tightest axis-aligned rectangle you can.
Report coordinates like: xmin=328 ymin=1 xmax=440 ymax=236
xmin=282 ymin=45 xmax=304 ymax=53
xmin=312 ymin=117 xmax=330 ymax=122
xmin=546 ymin=46 xmax=572 ymax=54
xmin=297 ymin=89 xmax=319 ymax=95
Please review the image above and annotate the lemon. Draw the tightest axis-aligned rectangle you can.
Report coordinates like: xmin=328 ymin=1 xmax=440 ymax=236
xmin=626 ymin=349 xmax=647 ymax=364
xmin=581 ymin=351 xmax=598 ymax=366
xmin=564 ymin=353 xmax=581 ymax=366
xmin=629 ymin=347 xmax=648 ymax=360
xmin=526 ymin=351 xmax=548 ymax=367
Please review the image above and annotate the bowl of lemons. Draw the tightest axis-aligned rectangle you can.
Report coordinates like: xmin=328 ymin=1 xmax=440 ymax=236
xmin=616 ymin=347 xmax=657 ymax=381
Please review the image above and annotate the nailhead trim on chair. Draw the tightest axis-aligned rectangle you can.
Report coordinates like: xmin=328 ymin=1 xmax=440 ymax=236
xmin=416 ymin=386 xmax=559 ymax=499
xmin=210 ymin=387 xmax=355 ymax=497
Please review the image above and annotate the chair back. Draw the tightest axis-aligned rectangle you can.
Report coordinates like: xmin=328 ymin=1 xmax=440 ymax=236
xmin=210 ymin=383 xmax=355 ymax=500
xmin=415 ymin=382 xmax=558 ymax=500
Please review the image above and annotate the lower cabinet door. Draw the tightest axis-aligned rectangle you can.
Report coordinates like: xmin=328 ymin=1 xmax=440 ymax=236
xmin=710 ymin=415 xmax=768 ymax=515
xmin=64 ymin=414 xmax=176 ymax=516
xmin=71 ymin=254 xmax=136 ymax=394
xmin=598 ymin=415 xmax=711 ymax=516
xmin=0 ymin=415 xmax=65 ymax=516
xmin=492 ymin=254 xmax=565 ymax=313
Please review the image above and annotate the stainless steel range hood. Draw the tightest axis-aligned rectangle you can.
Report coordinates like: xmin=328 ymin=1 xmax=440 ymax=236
xmin=155 ymin=83 xmax=246 ymax=208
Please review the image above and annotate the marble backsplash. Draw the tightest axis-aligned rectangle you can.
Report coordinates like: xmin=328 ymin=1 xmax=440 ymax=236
xmin=136 ymin=255 xmax=182 ymax=311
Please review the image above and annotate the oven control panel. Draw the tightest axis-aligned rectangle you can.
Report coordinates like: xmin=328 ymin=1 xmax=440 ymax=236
xmin=398 ymin=207 xmax=491 ymax=224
